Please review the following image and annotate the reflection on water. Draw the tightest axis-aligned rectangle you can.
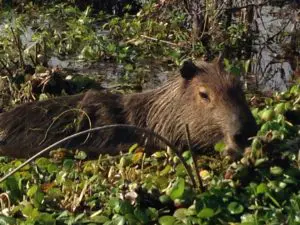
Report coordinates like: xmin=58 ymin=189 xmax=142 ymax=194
xmin=40 ymin=4 xmax=300 ymax=92
xmin=252 ymin=5 xmax=298 ymax=91
xmin=1 ymin=4 xmax=299 ymax=92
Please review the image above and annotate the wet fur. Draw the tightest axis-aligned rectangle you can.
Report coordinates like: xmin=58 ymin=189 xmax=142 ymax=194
xmin=0 ymin=61 xmax=256 ymax=158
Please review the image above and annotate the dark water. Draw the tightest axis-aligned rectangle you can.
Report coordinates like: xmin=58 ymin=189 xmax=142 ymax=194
xmin=1 ymin=4 xmax=299 ymax=92
xmin=45 ymin=5 xmax=300 ymax=92
xmin=251 ymin=5 xmax=298 ymax=91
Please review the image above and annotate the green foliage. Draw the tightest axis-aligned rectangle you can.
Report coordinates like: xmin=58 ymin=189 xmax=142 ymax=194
xmin=0 ymin=1 xmax=299 ymax=224
xmin=0 ymin=82 xmax=298 ymax=224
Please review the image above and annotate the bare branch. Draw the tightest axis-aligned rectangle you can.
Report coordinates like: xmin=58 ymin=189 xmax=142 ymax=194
xmin=0 ymin=124 xmax=198 ymax=188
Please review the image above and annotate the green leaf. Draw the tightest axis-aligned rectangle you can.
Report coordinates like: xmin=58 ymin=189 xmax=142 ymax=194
xmin=35 ymin=157 xmax=51 ymax=169
xmin=197 ymin=208 xmax=214 ymax=218
xmin=37 ymin=213 xmax=56 ymax=225
xmin=119 ymin=200 xmax=134 ymax=215
xmin=160 ymin=165 xmax=172 ymax=176
xmin=227 ymin=202 xmax=244 ymax=214
xmin=182 ymin=151 xmax=191 ymax=160
xmin=74 ymin=151 xmax=87 ymax=160
xmin=134 ymin=208 xmax=150 ymax=223
xmin=27 ymin=185 xmax=38 ymax=197
xmin=3 ymin=176 xmax=21 ymax=200
xmin=21 ymin=204 xmax=39 ymax=219
xmin=63 ymin=159 xmax=75 ymax=171
xmin=260 ymin=109 xmax=275 ymax=121
xmin=270 ymin=166 xmax=283 ymax=176
xmin=47 ymin=163 xmax=59 ymax=174
xmin=0 ymin=215 xmax=16 ymax=225
xmin=159 ymin=195 xmax=172 ymax=204
xmin=174 ymin=208 xmax=189 ymax=220
xmin=168 ymin=178 xmax=185 ymax=200
xmin=91 ymin=215 xmax=109 ymax=223
xmin=214 ymin=141 xmax=226 ymax=152
xmin=128 ymin=143 xmax=139 ymax=153
xmin=274 ymin=103 xmax=286 ymax=114
xmin=33 ymin=190 xmax=45 ymax=207
xmin=256 ymin=183 xmax=268 ymax=194
xmin=251 ymin=138 xmax=262 ymax=151
xmin=111 ymin=215 xmax=125 ymax=225
xmin=158 ymin=215 xmax=176 ymax=225
xmin=124 ymin=64 xmax=134 ymax=71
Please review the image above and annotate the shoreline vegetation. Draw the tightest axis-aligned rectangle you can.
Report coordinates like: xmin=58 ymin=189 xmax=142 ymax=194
xmin=0 ymin=1 xmax=299 ymax=224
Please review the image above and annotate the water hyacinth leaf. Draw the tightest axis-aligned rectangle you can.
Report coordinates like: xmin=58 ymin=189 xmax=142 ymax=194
xmin=119 ymin=156 xmax=131 ymax=167
xmin=227 ymin=202 xmax=244 ymax=214
xmin=256 ymin=183 xmax=268 ymax=194
xmin=111 ymin=215 xmax=125 ymax=225
xmin=128 ymin=143 xmax=139 ymax=153
xmin=109 ymin=199 xmax=121 ymax=214
xmin=168 ymin=178 xmax=185 ymax=200
xmin=158 ymin=215 xmax=176 ymax=225
xmin=251 ymin=138 xmax=262 ymax=151
xmin=214 ymin=141 xmax=226 ymax=152
xmin=74 ymin=151 xmax=87 ymax=160
xmin=182 ymin=151 xmax=191 ymax=160
xmin=27 ymin=185 xmax=38 ymax=197
xmin=270 ymin=166 xmax=283 ymax=176
xmin=74 ymin=213 xmax=85 ymax=222
xmin=0 ymin=215 xmax=16 ymax=225
xmin=21 ymin=204 xmax=39 ymax=219
xmin=241 ymin=214 xmax=256 ymax=223
xmin=134 ymin=208 xmax=150 ymax=224
xmin=254 ymin=158 xmax=268 ymax=167
xmin=3 ymin=176 xmax=21 ymax=200
xmin=175 ymin=164 xmax=187 ymax=177
xmin=132 ymin=152 xmax=144 ymax=164
xmin=63 ymin=159 xmax=75 ymax=171
xmin=33 ymin=190 xmax=45 ymax=207
xmin=125 ymin=64 xmax=134 ymax=71
xmin=274 ymin=103 xmax=286 ymax=114
xmin=174 ymin=208 xmax=189 ymax=220
xmin=90 ymin=215 xmax=109 ymax=223
xmin=197 ymin=208 xmax=214 ymax=218
xmin=260 ymin=109 xmax=275 ymax=121
xmin=37 ymin=213 xmax=56 ymax=225
xmin=124 ymin=214 xmax=139 ymax=224
xmin=119 ymin=200 xmax=134 ymax=215
xmin=159 ymin=195 xmax=172 ymax=204
xmin=160 ymin=165 xmax=172 ymax=176
xmin=47 ymin=163 xmax=59 ymax=174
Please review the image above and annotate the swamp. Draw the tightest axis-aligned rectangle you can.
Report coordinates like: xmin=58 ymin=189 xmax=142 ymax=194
xmin=0 ymin=0 xmax=299 ymax=224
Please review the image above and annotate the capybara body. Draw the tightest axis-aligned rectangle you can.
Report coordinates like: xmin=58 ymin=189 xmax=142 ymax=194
xmin=0 ymin=60 xmax=258 ymax=159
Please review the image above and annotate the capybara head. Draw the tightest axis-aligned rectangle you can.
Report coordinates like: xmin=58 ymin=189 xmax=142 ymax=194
xmin=178 ymin=60 xmax=258 ymax=159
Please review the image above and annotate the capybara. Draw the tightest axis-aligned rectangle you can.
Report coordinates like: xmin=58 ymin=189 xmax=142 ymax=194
xmin=0 ymin=60 xmax=258 ymax=159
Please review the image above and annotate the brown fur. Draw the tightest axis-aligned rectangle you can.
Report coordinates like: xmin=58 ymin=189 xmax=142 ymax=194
xmin=0 ymin=60 xmax=258 ymax=159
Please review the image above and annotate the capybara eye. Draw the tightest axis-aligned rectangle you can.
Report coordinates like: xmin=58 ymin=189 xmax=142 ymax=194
xmin=199 ymin=91 xmax=210 ymax=101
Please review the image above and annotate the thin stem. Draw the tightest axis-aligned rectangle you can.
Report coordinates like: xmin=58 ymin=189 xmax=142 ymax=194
xmin=185 ymin=124 xmax=204 ymax=192
xmin=0 ymin=124 xmax=197 ymax=188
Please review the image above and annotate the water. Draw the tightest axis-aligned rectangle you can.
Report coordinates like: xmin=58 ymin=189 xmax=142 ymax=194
xmin=252 ymin=5 xmax=297 ymax=91
xmin=0 ymin=4 xmax=298 ymax=92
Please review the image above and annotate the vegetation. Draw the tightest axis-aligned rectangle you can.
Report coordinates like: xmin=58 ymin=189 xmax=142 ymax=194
xmin=0 ymin=0 xmax=299 ymax=224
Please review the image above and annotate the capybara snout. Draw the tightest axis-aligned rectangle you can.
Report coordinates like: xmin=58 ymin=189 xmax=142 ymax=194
xmin=0 ymin=59 xmax=257 ymax=160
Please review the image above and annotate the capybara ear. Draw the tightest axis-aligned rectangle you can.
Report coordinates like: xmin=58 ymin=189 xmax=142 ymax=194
xmin=180 ymin=60 xmax=199 ymax=80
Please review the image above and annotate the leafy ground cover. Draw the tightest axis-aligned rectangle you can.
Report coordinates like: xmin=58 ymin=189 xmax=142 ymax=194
xmin=0 ymin=82 xmax=298 ymax=224
xmin=0 ymin=1 xmax=299 ymax=224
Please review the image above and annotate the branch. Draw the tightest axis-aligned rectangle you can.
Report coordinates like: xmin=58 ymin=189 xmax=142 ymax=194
xmin=140 ymin=35 xmax=179 ymax=47
xmin=0 ymin=59 xmax=13 ymax=77
xmin=10 ymin=27 xmax=24 ymax=69
xmin=185 ymin=124 xmax=204 ymax=191
xmin=0 ymin=124 xmax=197 ymax=188
xmin=224 ymin=0 xmax=271 ymax=11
